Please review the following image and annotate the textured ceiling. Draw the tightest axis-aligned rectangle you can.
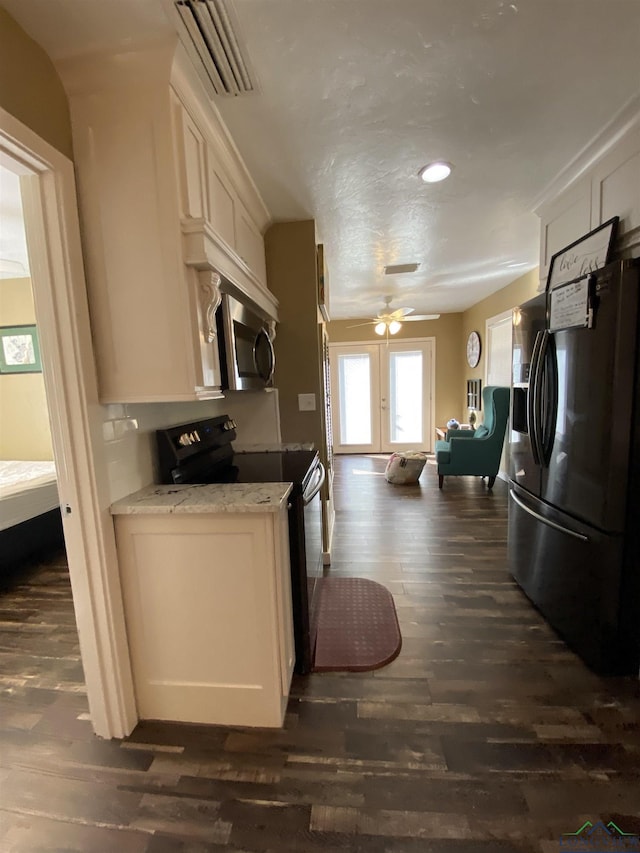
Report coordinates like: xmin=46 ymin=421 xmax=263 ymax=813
xmin=4 ymin=0 xmax=640 ymax=318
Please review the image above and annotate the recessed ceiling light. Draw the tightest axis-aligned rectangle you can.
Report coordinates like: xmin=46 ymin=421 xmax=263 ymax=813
xmin=418 ymin=161 xmax=453 ymax=183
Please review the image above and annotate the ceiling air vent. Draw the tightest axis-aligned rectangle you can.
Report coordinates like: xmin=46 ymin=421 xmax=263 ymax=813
xmin=384 ymin=263 xmax=420 ymax=275
xmin=174 ymin=0 xmax=254 ymax=96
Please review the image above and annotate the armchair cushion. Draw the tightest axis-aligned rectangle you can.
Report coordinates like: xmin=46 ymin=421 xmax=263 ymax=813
xmin=446 ymin=428 xmax=475 ymax=441
xmin=434 ymin=440 xmax=450 ymax=464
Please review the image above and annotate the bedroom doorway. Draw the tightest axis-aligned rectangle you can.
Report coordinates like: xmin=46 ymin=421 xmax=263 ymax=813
xmin=0 ymin=109 xmax=136 ymax=738
xmin=0 ymin=165 xmax=61 ymax=559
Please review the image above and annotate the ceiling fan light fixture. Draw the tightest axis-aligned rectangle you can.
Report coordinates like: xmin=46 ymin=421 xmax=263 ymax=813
xmin=388 ymin=320 xmax=402 ymax=334
xmin=374 ymin=322 xmax=387 ymax=336
xmin=418 ymin=160 xmax=453 ymax=183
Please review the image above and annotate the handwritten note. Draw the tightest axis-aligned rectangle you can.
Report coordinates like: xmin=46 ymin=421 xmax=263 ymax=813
xmin=549 ymin=279 xmax=589 ymax=331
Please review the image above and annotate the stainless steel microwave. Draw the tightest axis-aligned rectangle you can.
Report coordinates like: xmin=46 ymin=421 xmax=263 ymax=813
xmin=216 ymin=293 xmax=275 ymax=390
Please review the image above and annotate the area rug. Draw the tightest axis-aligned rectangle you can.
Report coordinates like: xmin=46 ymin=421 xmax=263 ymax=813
xmin=312 ymin=577 xmax=402 ymax=672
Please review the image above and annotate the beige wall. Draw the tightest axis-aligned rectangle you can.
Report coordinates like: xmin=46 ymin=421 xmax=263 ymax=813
xmin=0 ymin=277 xmax=54 ymax=460
xmin=0 ymin=9 xmax=73 ymax=159
xmin=460 ymin=269 xmax=540 ymax=416
xmin=265 ymin=220 xmax=324 ymax=447
xmin=327 ymin=313 xmax=463 ymax=432
xmin=0 ymin=11 xmax=69 ymax=458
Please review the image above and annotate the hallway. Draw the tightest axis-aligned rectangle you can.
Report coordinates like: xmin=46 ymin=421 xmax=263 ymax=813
xmin=0 ymin=455 xmax=639 ymax=851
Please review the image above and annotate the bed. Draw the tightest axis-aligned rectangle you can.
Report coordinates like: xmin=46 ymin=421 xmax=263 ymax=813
xmin=1 ymin=460 xmax=64 ymax=571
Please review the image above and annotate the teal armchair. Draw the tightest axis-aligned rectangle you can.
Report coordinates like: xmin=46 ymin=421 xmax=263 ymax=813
xmin=435 ymin=386 xmax=510 ymax=489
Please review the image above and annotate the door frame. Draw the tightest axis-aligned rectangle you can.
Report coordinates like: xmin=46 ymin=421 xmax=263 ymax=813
xmin=1 ymin=108 xmax=137 ymax=739
xmin=485 ymin=309 xmax=513 ymax=481
xmin=329 ymin=337 xmax=436 ymax=453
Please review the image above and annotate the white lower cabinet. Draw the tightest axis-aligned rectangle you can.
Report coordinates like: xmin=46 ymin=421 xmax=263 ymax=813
xmin=114 ymin=509 xmax=294 ymax=728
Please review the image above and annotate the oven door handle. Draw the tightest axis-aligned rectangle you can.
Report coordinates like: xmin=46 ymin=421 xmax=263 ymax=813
xmin=303 ymin=462 xmax=325 ymax=505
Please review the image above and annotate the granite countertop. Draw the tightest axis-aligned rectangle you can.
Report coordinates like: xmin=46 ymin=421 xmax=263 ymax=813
xmin=110 ymin=482 xmax=293 ymax=516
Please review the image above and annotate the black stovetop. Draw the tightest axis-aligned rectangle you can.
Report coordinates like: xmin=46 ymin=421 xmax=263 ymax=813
xmin=221 ymin=451 xmax=318 ymax=490
xmin=156 ymin=416 xmax=318 ymax=493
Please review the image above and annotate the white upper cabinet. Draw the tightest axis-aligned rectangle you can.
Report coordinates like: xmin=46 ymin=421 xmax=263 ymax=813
xmin=59 ymin=40 xmax=274 ymax=404
xmin=536 ymin=102 xmax=640 ymax=287
xmin=590 ymin=127 xmax=640 ymax=256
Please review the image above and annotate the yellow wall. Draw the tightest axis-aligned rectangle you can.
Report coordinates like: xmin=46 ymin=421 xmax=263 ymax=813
xmin=0 ymin=12 xmax=72 ymax=459
xmin=265 ymin=220 xmax=324 ymax=446
xmin=0 ymin=278 xmax=54 ymax=460
xmin=327 ymin=313 xmax=463 ymax=433
xmin=460 ymin=269 xmax=540 ymax=415
xmin=0 ymin=8 xmax=73 ymax=159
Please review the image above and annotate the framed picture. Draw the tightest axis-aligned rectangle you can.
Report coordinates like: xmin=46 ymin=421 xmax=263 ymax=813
xmin=316 ymin=243 xmax=329 ymax=323
xmin=467 ymin=378 xmax=482 ymax=411
xmin=0 ymin=324 xmax=43 ymax=374
xmin=546 ymin=216 xmax=618 ymax=291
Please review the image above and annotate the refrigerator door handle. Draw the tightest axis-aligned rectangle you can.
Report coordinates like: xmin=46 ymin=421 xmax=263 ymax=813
xmin=509 ymin=489 xmax=589 ymax=542
xmin=528 ymin=330 xmax=545 ymax=465
xmin=540 ymin=333 xmax=558 ymax=467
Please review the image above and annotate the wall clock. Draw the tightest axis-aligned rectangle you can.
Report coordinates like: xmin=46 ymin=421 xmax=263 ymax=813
xmin=466 ymin=331 xmax=481 ymax=368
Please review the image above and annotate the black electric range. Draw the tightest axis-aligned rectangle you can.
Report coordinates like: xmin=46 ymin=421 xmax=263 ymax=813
xmin=156 ymin=416 xmax=324 ymax=673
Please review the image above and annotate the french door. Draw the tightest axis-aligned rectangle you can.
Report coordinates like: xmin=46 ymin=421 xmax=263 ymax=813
xmin=329 ymin=340 xmax=434 ymax=454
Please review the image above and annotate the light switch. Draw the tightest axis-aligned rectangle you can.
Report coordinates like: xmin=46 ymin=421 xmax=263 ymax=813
xmin=298 ymin=393 xmax=317 ymax=411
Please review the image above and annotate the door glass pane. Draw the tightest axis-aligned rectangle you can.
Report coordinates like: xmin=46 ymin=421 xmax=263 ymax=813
xmin=389 ymin=351 xmax=422 ymax=443
xmin=338 ymin=354 xmax=371 ymax=444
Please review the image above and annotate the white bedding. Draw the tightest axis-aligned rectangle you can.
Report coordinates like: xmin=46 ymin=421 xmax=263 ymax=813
xmin=0 ymin=460 xmax=59 ymax=531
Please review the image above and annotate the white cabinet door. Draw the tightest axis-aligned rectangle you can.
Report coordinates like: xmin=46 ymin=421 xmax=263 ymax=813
xmin=115 ymin=510 xmax=293 ymax=728
xmin=175 ymin=103 xmax=208 ymax=220
xmin=207 ymin=143 xmax=237 ymax=250
xmin=591 ymin=127 xmax=640 ymax=255
xmin=538 ymin=177 xmax=592 ymax=286
xmin=235 ymin=197 xmax=267 ymax=286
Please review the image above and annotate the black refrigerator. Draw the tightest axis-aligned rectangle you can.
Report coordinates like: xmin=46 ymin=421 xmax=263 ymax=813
xmin=508 ymin=259 xmax=640 ymax=675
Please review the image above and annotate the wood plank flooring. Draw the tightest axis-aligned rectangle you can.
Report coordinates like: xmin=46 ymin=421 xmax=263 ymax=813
xmin=1 ymin=455 xmax=639 ymax=851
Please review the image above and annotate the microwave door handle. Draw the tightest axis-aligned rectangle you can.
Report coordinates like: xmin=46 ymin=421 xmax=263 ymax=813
xmin=254 ymin=329 xmax=276 ymax=383
xmin=303 ymin=462 xmax=325 ymax=505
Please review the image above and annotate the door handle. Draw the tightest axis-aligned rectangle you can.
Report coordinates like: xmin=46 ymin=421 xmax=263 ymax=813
xmin=509 ymin=489 xmax=588 ymax=541
xmin=528 ymin=330 xmax=545 ymax=465
xmin=303 ymin=462 xmax=326 ymax=505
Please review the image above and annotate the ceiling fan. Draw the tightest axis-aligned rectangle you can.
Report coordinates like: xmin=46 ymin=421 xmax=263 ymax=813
xmin=349 ymin=296 xmax=440 ymax=336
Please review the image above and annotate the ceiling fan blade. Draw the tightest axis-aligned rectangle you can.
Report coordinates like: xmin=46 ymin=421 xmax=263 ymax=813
xmin=403 ymin=314 xmax=441 ymax=321
xmin=387 ymin=307 xmax=414 ymax=320
xmin=347 ymin=320 xmax=376 ymax=328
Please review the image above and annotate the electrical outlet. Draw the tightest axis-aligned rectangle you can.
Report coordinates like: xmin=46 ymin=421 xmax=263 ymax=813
xmin=298 ymin=393 xmax=317 ymax=412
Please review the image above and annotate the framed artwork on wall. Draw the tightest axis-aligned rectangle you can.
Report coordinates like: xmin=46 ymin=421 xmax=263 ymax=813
xmin=0 ymin=324 xmax=42 ymax=373
xmin=467 ymin=378 xmax=482 ymax=411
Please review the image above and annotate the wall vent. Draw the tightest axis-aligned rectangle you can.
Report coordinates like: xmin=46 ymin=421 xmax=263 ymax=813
xmin=174 ymin=0 xmax=254 ymax=96
xmin=384 ymin=263 xmax=420 ymax=275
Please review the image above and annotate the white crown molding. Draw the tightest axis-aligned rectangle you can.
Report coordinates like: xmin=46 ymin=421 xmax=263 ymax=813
xmin=533 ymin=94 xmax=640 ymax=215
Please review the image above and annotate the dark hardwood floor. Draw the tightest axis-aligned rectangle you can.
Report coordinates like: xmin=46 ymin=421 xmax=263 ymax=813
xmin=1 ymin=455 xmax=639 ymax=851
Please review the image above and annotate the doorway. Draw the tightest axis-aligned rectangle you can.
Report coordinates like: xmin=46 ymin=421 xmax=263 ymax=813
xmin=1 ymin=108 xmax=136 ymax=738
xmin=485 ymin=309 xmax=513 ymax=479
xmin=329 ymin=339 xmax=434 ymax=454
